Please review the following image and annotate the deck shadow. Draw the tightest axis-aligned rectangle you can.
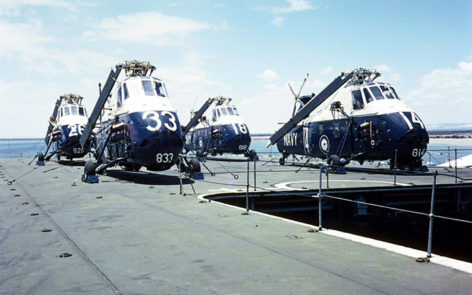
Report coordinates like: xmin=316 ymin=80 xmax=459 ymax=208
xmin=104 ymin=170 xmax=194 ymax=185
xmin=56 ymin=159 xmax=87 ymax=166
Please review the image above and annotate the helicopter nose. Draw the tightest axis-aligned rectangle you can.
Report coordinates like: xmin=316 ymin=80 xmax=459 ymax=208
xmin=398 ymin=127 xmax=429 ymax=145
xmin=135 ymin=129 xmax=183 ymax=169
xmin=228 ymin=132 xmax=251 ymax=153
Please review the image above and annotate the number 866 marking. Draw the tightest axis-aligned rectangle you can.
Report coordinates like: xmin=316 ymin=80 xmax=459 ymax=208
xmin=143 ymin=111 xmax=177 ymax=132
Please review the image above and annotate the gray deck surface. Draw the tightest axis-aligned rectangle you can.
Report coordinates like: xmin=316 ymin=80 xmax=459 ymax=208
xmin=1 ymin=157 xmax=472 ymax=295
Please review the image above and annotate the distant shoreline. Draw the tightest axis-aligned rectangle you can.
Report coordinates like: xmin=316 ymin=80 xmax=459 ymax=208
xmin=1 ymin=129 xmax=471 ymax=143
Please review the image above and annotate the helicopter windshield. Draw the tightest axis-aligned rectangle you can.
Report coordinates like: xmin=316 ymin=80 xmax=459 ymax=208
xmin=154 ymin=81 xmax=166 ymax=97
xmin=363 ymin=85 xmax=400 ymax=102
xmin=363 ymin=88 xmax=374 ymax=103
xmin=123 ymin=83 xmax=129 ymax=99
xmin=212 ymin=109 xmax=217 ymax=122
xmin=369 ymin=86 xmax=385 ymax=100
xmin=142 ymin=80 xmax=154 ymax=96
xmin=141 ymin=80 xmax=167 ymax=97
xmin=225 ymin=106 xmax=240 ymax=116
xmin=64 ymin=107 xmax=70 ymax=116
xmin=79 ymin=107 xmax=86 ymax=116
xmin=380 ymin=85 xmax=395 ymax=99
xmin=220 ymin=107 xmax=227 ymax=116
xmin=352 ymin=90 xmax=364 ymax=110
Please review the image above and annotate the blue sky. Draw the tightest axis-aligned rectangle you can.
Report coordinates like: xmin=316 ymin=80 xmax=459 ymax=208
xmin=0 ymin=0 xmax=471 ymax=138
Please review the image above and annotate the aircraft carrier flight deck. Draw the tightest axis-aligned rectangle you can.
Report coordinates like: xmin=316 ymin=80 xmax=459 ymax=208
xmin=1 ymin=157 xmax=472 ymax=295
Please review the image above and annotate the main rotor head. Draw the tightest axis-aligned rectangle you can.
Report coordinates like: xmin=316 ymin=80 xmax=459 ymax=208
xmin=60 ymin=93 xmax=83 ymax=105
xmin=121 ymin=60 xmax=156 ymax=77
xmin=215 ymin=96 xmax=232 ymax=106
xmin=344 ymin=68 xmax=381 ymax=85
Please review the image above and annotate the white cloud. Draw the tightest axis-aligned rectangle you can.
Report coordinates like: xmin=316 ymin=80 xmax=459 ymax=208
xmin=84 ymin=11 xmax=209 ymax=46
xmin=0 ymin=0 xmax=82 ymax=14
xmin=273 ymin=0 xmax=314 ymax=14
xmin=322 ymin=66 xmax=333 ymax=74
xmin=0 ymin=79 xmax=95 ymax=137
xmin=255 ymin=0 xmax=314 ymax=28
xmin=271 ymin=16 xmax=284 ymax=27
xmin=0 ymin=19 xmax=117 ymax=74
xmin=405 ymin=59 xmax=472 ymax=126
xmin=256 ymin=0 xmax=314 ymax=14
xmin=158 ymin=52 xmax=231 ymax=123
xmin=375 ymin=64 xmax=401 ymax=83
xmin=0 ymin=21 xmax=54 ymax=57
xmin=258 ymin=69 xmax=280 ymax=81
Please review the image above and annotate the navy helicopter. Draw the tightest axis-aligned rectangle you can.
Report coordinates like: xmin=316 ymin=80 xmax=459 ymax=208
xmin=39 ymin=94 xmax=91 ymax=162
xmin=182 ymin=96 xmax=252 ymax=157
xmin=268 ymin=68 xmax=429 ymax=171
xmin=79 ymin=60 xmax=189 ymax=180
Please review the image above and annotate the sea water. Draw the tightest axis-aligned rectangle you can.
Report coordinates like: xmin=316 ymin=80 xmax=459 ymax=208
xmin=0 ymin=139 xmax=46 ymax=159
xmin=1 ymin=138 xmax=471 ymax=166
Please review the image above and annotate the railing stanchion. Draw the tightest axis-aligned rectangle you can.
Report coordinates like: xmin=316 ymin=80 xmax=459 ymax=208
xmin=454 ymin=148 xmax=458 ymax=184
xmin=254 ymin=156 xmax=257 ymax=191
xmin=427 ymin=171 xmax=438 ymax=258
xmin=242 ymin=159 xmax=250 ymax=215
xmin=318 ymin=166 xmax=324 ymax=231
xmin=394 ymin=149 xmax=398 ymax=186
xmin=178 ymin=155 xmax=184 ymax=195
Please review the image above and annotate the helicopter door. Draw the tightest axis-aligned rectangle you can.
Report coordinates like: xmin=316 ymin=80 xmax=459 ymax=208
xmin=303 ymin=126 xmax=310 ymax=154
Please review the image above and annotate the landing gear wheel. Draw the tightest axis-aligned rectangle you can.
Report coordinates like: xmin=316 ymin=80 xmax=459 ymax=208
xmin=189 ymin=158 xmax=201 ymax=173
xmin=246 ymin=149 xmax=257 ymax=160
xmin=327 ymin=155 xmax=341 ymax=167
xmin=279 ymin=157 xmax=285 ymax=165
xmin=37 ymin=152 xmax=45 ymax=162
xmin=124 ymin=164 xmax=141 ymax=172
xmin=84 ymin=160 xmax=97 ymax=176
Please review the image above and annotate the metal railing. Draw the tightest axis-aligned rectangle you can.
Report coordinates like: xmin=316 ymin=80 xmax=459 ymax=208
xmin=312 ymin=167 xmax=472 ymax=260
xmin=189 ymin=155 xmax=472 ymax=260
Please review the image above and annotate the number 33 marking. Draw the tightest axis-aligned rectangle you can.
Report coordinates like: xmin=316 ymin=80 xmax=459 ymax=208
xmin=143 ymin=111 xmax=177 ymax=132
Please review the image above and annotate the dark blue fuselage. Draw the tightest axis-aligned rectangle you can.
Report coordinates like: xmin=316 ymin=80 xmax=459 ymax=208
xmin=277 ymin=112 xmax=429 ymax=169
xmin=53 ymin=124 xmax=89 ymax=159
xmin=95 ymin=110 xmax=183 ymax=171
xmin=184 ymin=123 xmax=251 ymax=156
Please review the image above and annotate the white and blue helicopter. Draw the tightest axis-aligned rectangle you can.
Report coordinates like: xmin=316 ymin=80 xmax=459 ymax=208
xmin=79 ymin=60 xmax=191 ymax=180
xmin=40 ymin=94 xmax=91 ymax=162
xmin=182 ymin=96 xmax=252 ymax=157
xmin=268 ymin=68 xmax=429 ymax=171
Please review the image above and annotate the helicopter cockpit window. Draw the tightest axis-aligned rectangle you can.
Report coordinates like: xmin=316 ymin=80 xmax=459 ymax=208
xmin=216 ymin=109 xmax=221 ymax=118
xmin=363 ymin=88 xmax=374 ymax=103
xmin=380 ymin=85 xmax=395 ymax=99
xmin=212 ymin=109 xmax=217 ymax=122
xmin=142 ymin=80 xmax=155 ymax=96
xmin=370 ymin=86 xmax=385 ymax=100
xmin=154 ymin=81 xmax=166 ymax=97
xmin=71 ymin=106 xmax=78 ymax=115
xmin=79 ymin=107 xmax=85 ymax=116
xmin=389 ymin=86 xmax=400 ymax=99
xmin=352 ymin=90 xmax=364 ymax=110
xmin=64 ymin=107 xmax=70 ymax=116
xmin=233 ymin=107 xmax=239 ymax=116
xmin=117 ymin=86 xmax=122 ymax=107
xmin=227 ymin=107 xmax=234 ymax=115
xmin=220 ymin=107 xmax=228 ymax=116
xmin=123 ymin=83 xmax=129 ymax=99
xmin=60 ymin=108 xmax=64 ymax=117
